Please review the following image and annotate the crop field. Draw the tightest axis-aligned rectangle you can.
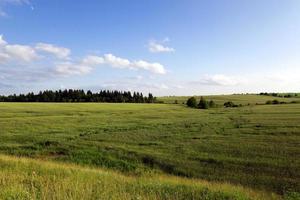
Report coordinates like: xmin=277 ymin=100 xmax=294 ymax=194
xmin=0 ymin=97 xmax=299 ymax=199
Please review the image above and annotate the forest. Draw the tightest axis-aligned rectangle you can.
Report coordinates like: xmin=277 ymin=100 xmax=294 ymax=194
xmin=0 ymin=89 xmax=156 ymax=103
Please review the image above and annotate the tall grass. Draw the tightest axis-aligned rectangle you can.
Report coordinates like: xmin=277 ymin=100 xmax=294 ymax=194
xmin=0 ymin=155 xmax=279 ymax=200
xmin=0 ymin=102 xmax=299 ymax=195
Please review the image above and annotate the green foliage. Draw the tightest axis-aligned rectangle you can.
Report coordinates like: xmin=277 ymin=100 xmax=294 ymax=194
xmin=208 ymin=100 xmax=216 ymax=108
xmin=272 ymin=99 xmax=280 ymax=104
xmin=198 ymin=97 xmax=209 ymax=109
xmin=186 ymin=97 xmax=197 ymax=108
xmin=259 ymin=92 xmax=300 ymax=98
xmin=266 ymin=100 xmax=273 ymax=104
xmin=284 ymin=192 xmax=300 ymax=200
xmin=0 ymin=89 xmax=156 ymax=103
xmin=224 ymin=101 xmax=238 ymax=107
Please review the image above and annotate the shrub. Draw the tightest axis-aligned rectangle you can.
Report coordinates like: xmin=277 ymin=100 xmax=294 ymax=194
xmin=198 ymin=97 xmax=209 ymax=109
xmin=266 ymin=100 xmax=272 ymax=104
xmin=186 ymin=97 xmax=197 ymax=108
xmin=291 ymin=100 xmax=300 ymax=104
xmin=272 ymin=99 xmax=280 ymax=104
xmin=224 ymin=101 xmax=237 ymax=107
xmin=208 ymin=100 xmax=216 ymax=108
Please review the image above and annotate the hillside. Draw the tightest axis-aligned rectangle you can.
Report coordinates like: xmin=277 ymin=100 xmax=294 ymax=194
xmin=158 ymin=94 xmax=300 ymax=105
xmin=0 ymin=154 xmax=279 ymax=200
xmin=0 ymin=100 xmax=299 ymax=198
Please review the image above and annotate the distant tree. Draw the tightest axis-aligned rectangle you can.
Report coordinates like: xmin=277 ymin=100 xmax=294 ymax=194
xmin=0 ymin=89 xmax=156 ymax=104
xmin=186 ymin=97 xmax=197 ymax=108
xmin=147 ymin=93 xmax=154 ymax=103
xmin=198 ymin=97 xmax=209 ymax=109
xmin=224 ymin=101 xmax=237 ymax=107
xmin=266 ymin=100 xmax=272 ymax=104
xmin=174 ymin=100 xmax=178 ymax=104
xmin=272 ymin=99 xmax=280 ymax=104
xmin=208 ymin=100 xmax=216 ymax=108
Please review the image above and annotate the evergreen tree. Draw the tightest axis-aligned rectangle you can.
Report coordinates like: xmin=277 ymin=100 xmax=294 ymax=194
xmin=208 ymin=100 xmax=216 ymax=108
xmin=0 ymin=89 xmax=156 ymax=104
xmin=186 ymin=97 xmax=197 ymax=108
xmin=198 ymin=97 xmax=208 ymax=109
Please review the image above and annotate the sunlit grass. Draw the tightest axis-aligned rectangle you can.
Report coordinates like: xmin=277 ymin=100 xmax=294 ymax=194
xmin=0 ymin=154 xmax=279 ymax=200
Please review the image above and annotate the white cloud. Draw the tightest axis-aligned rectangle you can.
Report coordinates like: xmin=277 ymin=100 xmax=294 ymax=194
xmin=35 ymin=43 xmax=70 ymax=59
xmin=148 ymin=40 xmax=175 ymax=53
xmin=82 ymin=55 xmax=104 ymax=65
xmin=0 ymin=35 xmax=7 ymax=46
xmin=0 ymin=35 xmax=168 ymax=94
xmin=55 ymin=62 xmax=92 ymax=76
xmin=79 ymin=53 xmax=166 ymax=75
xmin=0 ymin=52 xmax=10 ymax=63
xmin=0 ymin=35 xmax=38 ymax=62
xmin=103 ymin=54 xmax=131 ymax=68
xmin=4 ymin=44 xmax=37 ymax=62
xmin=197 ymin=74 xmax=244 ymax=86
xmin=132 ymin=60 xmax=166 ymax=74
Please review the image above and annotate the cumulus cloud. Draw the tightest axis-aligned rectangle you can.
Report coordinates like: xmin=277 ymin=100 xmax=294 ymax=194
xmin=0 ymin=52 xmax=10 ymax=63
xmin=82 ymin=55 xmax=104 ymax=65
xmin=148 ymin=39 xmax=175 ymax=53
xmin=5 ymin=44 xmax=37 ymax=62
xmin=0 ymin=35 xmax=7 ymax=46
xmin=36 ymin=43 xmax=71 ymax=59
xmin=0 ymin=35 xmax=166 ymax=79
xmin=0 ymin=35 xmax=168 ymax=95
xmin=0 ymin=35 xmax=38 ymax=62
xmin=132 ymin=60 xmax=166 ymax=74
xmin=78 ymin=53 xmax=166 ymax=75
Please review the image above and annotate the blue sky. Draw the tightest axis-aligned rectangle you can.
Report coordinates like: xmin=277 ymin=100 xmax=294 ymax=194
xmin=0 ymin=0 xmax=300 ymax=96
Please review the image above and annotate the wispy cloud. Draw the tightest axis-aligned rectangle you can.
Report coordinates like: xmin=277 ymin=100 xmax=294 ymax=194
xmin=0 ymin=0 xmax=31 ymax=17
xmin=194 ymin=74 xmax=245 ymax=86
xmin=0 ymin=10 xmax=7 ymax=17
xmin=148 ymin=38 xmax=175 ymax=53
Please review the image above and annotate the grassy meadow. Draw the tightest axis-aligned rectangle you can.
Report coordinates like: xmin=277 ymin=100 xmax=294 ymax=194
xmin=158 ymin=94 xmax=300 ymax=105
xmin=0 ymin=154 xmax=277 ymax=200
xmin=0 ymin=95 xmax=299 ymax=199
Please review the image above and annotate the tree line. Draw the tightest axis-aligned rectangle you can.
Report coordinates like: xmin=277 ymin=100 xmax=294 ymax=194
xmin=186 ymin=97 xmax=243 ymax=109
xmin=0 ymin=89 xmax=156 ymax=103
xmin=186 ymin=97 xmax=216 ymax=109
xmin=259 ymin=92 xmax=298 ymax=98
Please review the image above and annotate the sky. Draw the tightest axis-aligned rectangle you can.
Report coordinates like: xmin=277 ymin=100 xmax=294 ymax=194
xmin=0 ymin=0 xmax=300 ymax=96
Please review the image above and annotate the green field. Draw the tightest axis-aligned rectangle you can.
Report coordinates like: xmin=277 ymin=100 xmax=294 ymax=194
xmin=158 ymin=94 xmax=300 ymax=105
xmin=0 ymin=98 xmax=299 ymax=199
